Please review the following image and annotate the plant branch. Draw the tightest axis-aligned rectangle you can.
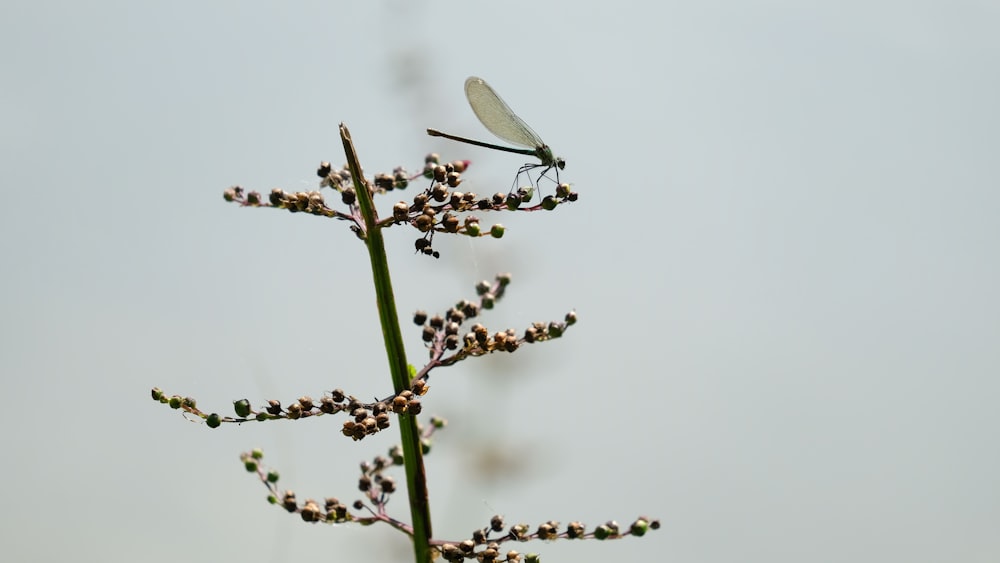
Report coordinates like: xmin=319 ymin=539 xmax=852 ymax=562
xmin=339 ymin=123 xmax=432 ymax=563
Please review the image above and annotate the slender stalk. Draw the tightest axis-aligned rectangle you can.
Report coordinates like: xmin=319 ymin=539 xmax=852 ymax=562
xmin=339 ymin=123 xmax=432 ymax=563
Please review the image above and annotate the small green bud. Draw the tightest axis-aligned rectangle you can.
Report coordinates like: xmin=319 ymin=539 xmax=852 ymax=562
xmin=548 ymin=322 xmax=564 ymax=338
xmin=234 ymin=399 xmax=251 ymax=418
xmin=506 ymin=194 xmax=522 ymax=210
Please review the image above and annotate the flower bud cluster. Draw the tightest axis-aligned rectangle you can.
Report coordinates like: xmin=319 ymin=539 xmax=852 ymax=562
xmin=238 ymin=446 xmax=412 ymax=526
xmin=413 ymin=275 xmax=576 ymax=368
xmin=152 ymin=382 xmax=428 ymax=440
xmin=407 ymin=154 xmax=576 ymax=258
xmin=436 ymin=515 xmax=660 ymax=561
xmin=223 ymin=154 xmax=576 ymax=258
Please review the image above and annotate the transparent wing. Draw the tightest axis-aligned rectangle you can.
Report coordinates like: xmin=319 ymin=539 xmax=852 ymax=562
xmin=464 ymin=77 xmax=545 ymax=149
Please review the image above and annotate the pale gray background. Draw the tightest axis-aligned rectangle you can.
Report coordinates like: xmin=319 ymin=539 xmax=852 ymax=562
xmin=1 ymin=1 xmax=997 ymax=562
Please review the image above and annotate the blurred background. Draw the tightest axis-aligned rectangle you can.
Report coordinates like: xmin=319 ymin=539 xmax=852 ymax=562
xmin=1 ymin=1 xmax=997 ymax=562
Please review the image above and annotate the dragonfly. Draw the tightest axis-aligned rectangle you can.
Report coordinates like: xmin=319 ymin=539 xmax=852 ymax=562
xmin=427 ymin=76 xmax=565 ymax=187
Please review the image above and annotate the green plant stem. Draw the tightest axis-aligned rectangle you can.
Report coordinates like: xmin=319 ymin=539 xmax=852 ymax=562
xmin=339 ymin=124 xmax=432 ymax=563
